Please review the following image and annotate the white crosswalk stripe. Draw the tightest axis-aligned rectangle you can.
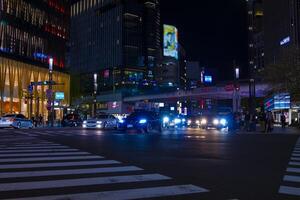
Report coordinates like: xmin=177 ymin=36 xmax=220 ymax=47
xmin=279 ymin=137 xmax=300 ymax=197
xmin=0 ymin=134 xmax=209 ymax=199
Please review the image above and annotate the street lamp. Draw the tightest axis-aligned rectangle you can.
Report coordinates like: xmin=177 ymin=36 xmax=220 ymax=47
xmin=233 ymin=66 xmax=240 ymax=113
xmin=48 ymin=57 xmax=54 ymax=127
xmin=93 ymin=73 xmax=98 ymax=117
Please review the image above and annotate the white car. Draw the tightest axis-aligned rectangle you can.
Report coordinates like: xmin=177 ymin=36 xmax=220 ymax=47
xmin=0 ymin=114 xmax=33 ymax=129
xmin=83 ymin=114 xmax=118 ymax=129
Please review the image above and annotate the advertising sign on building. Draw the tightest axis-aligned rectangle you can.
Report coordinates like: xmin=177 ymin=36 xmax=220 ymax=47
xmin=55 ymin=92 xmax=65 ymax=100
xmin=264 ymin=93 xmax=291 ymax=111
xmin=163 ymin=24 xmax=178 ymax=59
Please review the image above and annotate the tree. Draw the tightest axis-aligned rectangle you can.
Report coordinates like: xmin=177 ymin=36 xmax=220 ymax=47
xmin=263 ymin=45 xmax=300 ymax=101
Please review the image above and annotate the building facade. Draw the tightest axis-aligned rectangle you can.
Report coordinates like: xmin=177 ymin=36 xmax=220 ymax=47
xmin=264 ymin=0 xmax=300 ymax=66
xmin=70 ymin=0 xmax=161 ymax=98
xmin=247 ymin=0 xmax=264 ymax=74
xmin=0 ymin=0 xmax=70 ymax=117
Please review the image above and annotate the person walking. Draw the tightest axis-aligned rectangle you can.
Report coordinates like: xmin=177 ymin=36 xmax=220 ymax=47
xmin=244 ymin=112 xmax=250 ymax=131
xmin=280 ymin=113 xmax=286 ymax=128
xmin=265 ymin=111 xmax=274 ymax=133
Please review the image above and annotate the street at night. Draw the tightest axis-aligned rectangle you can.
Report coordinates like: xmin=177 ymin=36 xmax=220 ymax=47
xmin=0 ymin=128 xmax=299 ymax=200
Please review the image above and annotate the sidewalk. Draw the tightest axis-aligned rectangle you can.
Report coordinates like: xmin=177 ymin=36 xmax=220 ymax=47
xmin=236 ymin=125 xmax=300 ymax=135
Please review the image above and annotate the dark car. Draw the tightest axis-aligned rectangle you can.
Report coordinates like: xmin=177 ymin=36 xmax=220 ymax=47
xmin=199 ymin=114 xmax=229 ymax=130
xmin=119 ymin=111 xmax=162 ymax=133
xmin=62 ymin=114 xmax=82 ymax=127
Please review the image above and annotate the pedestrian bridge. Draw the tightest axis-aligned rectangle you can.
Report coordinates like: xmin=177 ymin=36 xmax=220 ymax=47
xmin=124 ymin=83 xmax=270 ymax=102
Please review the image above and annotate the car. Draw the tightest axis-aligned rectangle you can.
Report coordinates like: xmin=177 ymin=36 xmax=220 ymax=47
xmin=162 ymin=114 xmax=187 ymax=128
xmin=187 ymin=114 xmax=229 ymax=130
xmin=62 ymin=114 xmax=82 ymax=127
xmin=83 ymin=114 xmax=118 ymax=129
xmin=119 ymin=111 xmax=162 ymax=133
xmin=0 ymin=114 xmax=33 ymax=129
xmin=198 ymin=114 xmax=229 ymax=130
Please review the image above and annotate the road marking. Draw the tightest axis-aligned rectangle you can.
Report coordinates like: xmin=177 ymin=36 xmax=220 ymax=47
xmin=0 ymin=148 xmax=79 ymax=153
xmin=14 ymin=184 xmax=208 ymax=200
xmin=0 ymin=155 xmax=103 ymax=163
xmin=291 ymin=157 xmax=300 ymax=161
xmin=0 ymin=146 xmax=70 ymax=150
xmin=287 ymin=168 xmax=300 ymax=173
xmin=0 ymin=151 xmax=90 ymax=157
xmin=279 ymin=186 xmax=300 ymax=196
xmin=0 ymin=166 xmax=143 ymax=179
xmin=0 ymin=160 xmax=121 ymax=169
xmin=284 ymin=175 xmax=300 ymax=183
xmin=0 ymin=142 xmax=55 ymax=146
xmin=289 ymin=161 xmax=300 ymax=166
xmin=0 ymin=143 xmax=63 ymax=150
xmin=0 ymin=174 xmax=170 ymax=192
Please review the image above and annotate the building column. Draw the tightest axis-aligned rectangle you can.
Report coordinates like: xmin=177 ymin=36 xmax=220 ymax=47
xmin=0 ymin=58 xmax=7 ymax=115
xmin=17 ymin=63 xmax=24 ymax=114
xmin=8 ymin=61 xmax=16 ymax=113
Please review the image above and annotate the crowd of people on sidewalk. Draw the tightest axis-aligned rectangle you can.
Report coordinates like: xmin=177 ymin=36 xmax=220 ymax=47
xmin=229 ymin=110 xmax=287 ymax=133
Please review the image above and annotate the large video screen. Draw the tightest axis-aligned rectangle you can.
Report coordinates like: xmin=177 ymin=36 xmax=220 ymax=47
xmin=163 ymin=25 xmax=178 ymax=59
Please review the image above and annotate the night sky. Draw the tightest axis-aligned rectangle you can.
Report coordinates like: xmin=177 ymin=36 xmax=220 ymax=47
xmin=160 ymin=0 xmax=249 ymax=80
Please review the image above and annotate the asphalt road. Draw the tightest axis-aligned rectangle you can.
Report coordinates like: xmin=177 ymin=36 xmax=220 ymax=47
xmin=0 ymin=128 xmax=299 ymax=200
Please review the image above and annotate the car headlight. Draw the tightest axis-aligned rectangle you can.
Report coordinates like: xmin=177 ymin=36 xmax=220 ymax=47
xmin=83 ymin=121 xmax=87 ymax=124
xmin=187 ymin=120 xmax=192 ymax=125
xmin=213 ymin=119 xmax=219 ymax=125
xmin=196 ymin=120 xmax=200 ymax=125
xmin=163 ymin=117 xmax=170 ymax=123
xmin=174 ymin=118 xmax=181 ymax=124
xmin=139 ymin=119 xmax=147 ymax=124
xmin=220 ymin=119 xmax=227 ymax=126
xmin=97 ymin=121 xmax=102 ymax=124
xmin=119 ymin=119 xmax=125 ymax=123
xmin=201 ymin=119 xmax=207 ymax=125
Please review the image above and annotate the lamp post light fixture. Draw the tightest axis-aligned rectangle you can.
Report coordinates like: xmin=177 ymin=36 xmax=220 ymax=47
xmin=93 ymin=73 xmax=98 ymax=117
xmin=48 ymin=57 xmax=54 ymax=127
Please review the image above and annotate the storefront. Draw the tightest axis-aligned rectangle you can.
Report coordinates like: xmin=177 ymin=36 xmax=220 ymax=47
xmin=0 ymin=57 xmax=70 ymax=120
xmin=264 ymin=93 xmax=291 ymax=124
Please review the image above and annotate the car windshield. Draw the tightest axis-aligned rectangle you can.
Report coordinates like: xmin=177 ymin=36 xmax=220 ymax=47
xmin=128 ymin=111 xmax=156 ymax=119
xmin=96 ymin=115 xmax=109 ymax=119
xmin=2 ymin=114 xmax=16 ymax=118
xmin=66 ymin=114 xmax=79 ymax=120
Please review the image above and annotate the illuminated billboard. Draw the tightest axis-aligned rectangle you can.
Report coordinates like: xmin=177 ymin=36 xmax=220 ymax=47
xmin=163 ymin=25 xmax=178 ymax=59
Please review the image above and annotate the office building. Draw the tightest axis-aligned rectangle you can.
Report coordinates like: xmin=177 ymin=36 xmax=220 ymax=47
xmin=0 ymin=0 xmax=70 ymax=117
xmin=247 ymin=0 xmax=264 ymax=74
xmin=70 ymin=0 xmax=161 ymax=97
xmin=264 ymin=0 xmax=300 ymax=66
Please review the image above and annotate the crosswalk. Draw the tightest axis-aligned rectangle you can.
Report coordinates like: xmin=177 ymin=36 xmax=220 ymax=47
xmin=278 ymin=137 xmax=300 ymax=197
xmin=0 ymin=133 xmax=209 ymax=199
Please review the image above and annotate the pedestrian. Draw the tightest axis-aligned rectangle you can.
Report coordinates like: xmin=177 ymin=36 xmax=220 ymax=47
xmin=265 ymin=111 xmax=274 ymax=133
xmin=280 ymin=113 xmax=286 ymax=128
xmin=244 ymin=112 xmax=250 ymax=131
xmin=259 ymin=112 xmax=266 ymax=132
xmin=39 ymin=114 xmax=43 ymax=127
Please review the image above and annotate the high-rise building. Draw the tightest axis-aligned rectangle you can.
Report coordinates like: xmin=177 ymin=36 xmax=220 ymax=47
xmin=264 ymin=0 xmax=300 ymax=66
xmin=247 ymin=0 xmax=264 ymax=74
xmin=0 ymin=0 xmax=70 ymax=117
xmin=70 ymin=0 xmax=161 ymax=97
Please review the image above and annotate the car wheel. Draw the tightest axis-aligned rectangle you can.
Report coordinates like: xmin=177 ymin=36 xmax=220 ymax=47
xmin=146 ymin=123 xmax=152 ymax=133
xmin=17 ymin=122 xmax=21 ymax=129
